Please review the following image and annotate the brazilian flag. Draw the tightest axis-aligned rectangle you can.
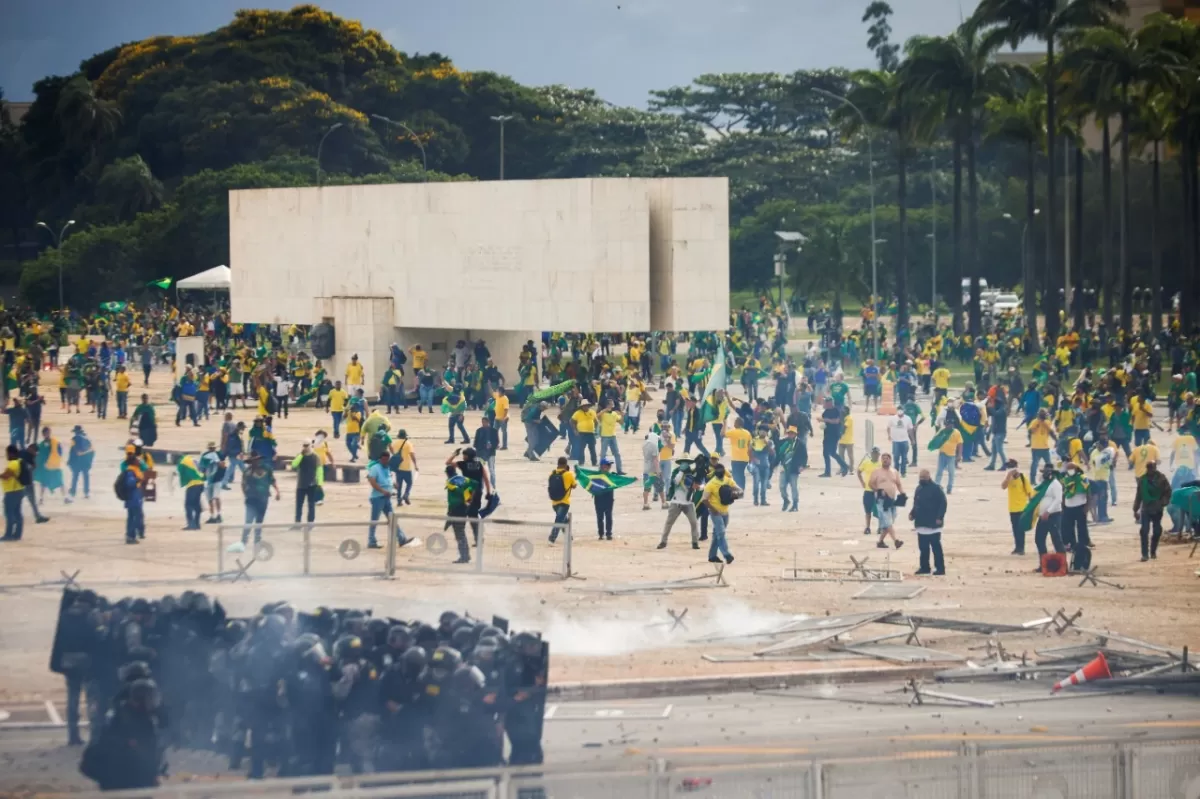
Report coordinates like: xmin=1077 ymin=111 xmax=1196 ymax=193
xmin=147 ymin=278 xmax=172 ymax=290
xmin=958 ymin=403 xmax=981 ymax=437
xmin=574 ymin=467 xmax=638 ymax=495
xmin=176 ymin=455 xmax=204 ymax=488
xmin=1017 ymin=479 xmax=1056 ymax=533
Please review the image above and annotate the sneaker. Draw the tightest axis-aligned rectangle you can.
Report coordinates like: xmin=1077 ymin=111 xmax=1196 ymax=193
xmin=656 ymin=542 xmax=667 ymax=550
xmin=205 ymin=517 xmax=219 ymax=525
xmin=400 ymin=537 xmax=420 ymax=548
xmin=699 ymin=535 xmax=708 ymax=541
xmin=789 ymin=507 xmax=798 ymax=513
xmin=367 ymin=542 xmax=383 ymax=549
xmin=933 ymin=570 xmax=946 ymax=576
xmin=36 ymin=517 xmax=49 ymax=524
xmin=1151 ymin=553 xmax=1157 ymax=560
xmin=914 ymin=569 xmax=932 ymax=576
xmin=226 ymin=542 xmax=246 ymax=553
xmin=1140 ymin=556 xmax=1149 ymax=562
xmin=707 ymin=557 xmax=722 ymax=564
xmin=125 ymin=538 xmax=139 ymax=545
xmin=864 ymin=527 xmax=872 ymax=536
xmin=724 ymin=554 xmax=734 ymax=565
xmin=454 ymin=556 xmax=470 ymax=564
xmin=876 ymin=541 xmax=888 ymax=549
xmin=692 ymin=542 xmax=700 ymax=550
xmin=781 ymin=503 xmax=790 ymax=512
xmin=605 ymin=534 xmax=613 ymax=540
xmin=214 ymin=515 xmax=223 ymax=523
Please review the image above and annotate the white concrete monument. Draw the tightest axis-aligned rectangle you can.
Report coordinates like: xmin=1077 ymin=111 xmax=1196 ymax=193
xmin=229 ymin=177 xmax=728 ymax=395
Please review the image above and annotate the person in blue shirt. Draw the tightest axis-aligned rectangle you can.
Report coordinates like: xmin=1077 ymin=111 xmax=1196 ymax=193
xmin=861 ymin=359 xmax=882 ymax=412
xmin=175 ymin=371 xmax=198 ymax=427
xmin=366 ymin=452 xmax=411 ymax=550
xmin=3 ymin=398 xmax=28 ymax=449
xmin=68 ymin=425 xmax=94 ymax=500
xmin=140 ymin=347 xmax=153 ymax=386
xmin=1019 ymin=385 xmax=1041 ymax=440
xmin=198 ymin=441 xmax=226 ymax=524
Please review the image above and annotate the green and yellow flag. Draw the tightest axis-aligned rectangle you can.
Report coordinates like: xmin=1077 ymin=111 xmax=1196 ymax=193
xmin=176 ymin=455 xmax=204 ymax=488
xmin=1017 ymin=479 xmax=1055 ymax=534
xmin=147 ymin=278 xmax=172 ymax=290
xmin=575 ymin=467 xmax=638 ymax=495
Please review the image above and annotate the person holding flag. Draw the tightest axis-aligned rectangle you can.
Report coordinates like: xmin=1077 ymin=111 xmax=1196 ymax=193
xmin=175 ymin=450 xmax=206 ymax=530
xmin=1017 ymin=462 xmax=1066 ymax=571
xmin=930 ymin=412 xmax=964 ymax=495
xmin=575 ymin=459 xmax=637 ymax=540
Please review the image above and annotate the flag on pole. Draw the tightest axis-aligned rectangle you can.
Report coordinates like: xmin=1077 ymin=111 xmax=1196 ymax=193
xmin=147 ymin=278 xmax=172 ymax=290
xmin=574 ymin=467 xmax=638 ymax=495
xmin=698 ymin=341 xmax=729 ymax=425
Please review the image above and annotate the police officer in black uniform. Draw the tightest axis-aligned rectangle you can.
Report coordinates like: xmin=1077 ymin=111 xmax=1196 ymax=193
xmin=80 ymin=677 xmax=164 ymax=790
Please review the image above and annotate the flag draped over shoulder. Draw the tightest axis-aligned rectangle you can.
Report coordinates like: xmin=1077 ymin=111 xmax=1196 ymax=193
xmin=575 ymin=467 xmax=638 ymax=494
xmin=1017 ymin=479 xmax=1054 ymax=534
xmin=927 ymin=427 xmax=955 ymax=452
xmin=958 ymin=403 xmax=981 ymax=436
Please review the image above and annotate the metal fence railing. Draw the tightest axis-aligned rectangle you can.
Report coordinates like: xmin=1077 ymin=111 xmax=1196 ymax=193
xmin=63 ymin=735 xmax=1200 ymax=799
xmin=204 ymin=513 xmax=574 ymax=582
xmin=389 ymin=513 xmax=573 ymax=580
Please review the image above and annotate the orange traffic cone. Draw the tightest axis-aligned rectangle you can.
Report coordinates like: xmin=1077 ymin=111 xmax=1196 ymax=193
xmin=1052 ymin=652 xmax=1112 ymax=693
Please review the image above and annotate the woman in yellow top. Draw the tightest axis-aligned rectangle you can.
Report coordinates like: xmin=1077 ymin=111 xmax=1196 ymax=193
xmin=838 ymin=413 xmax=855 ymax=470
xmin=35 ymin=427 xmax=67 ymax=504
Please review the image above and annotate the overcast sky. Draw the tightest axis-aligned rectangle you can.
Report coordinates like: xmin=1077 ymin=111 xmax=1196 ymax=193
xmin=2 ymin=0 xmax=988 ymax=107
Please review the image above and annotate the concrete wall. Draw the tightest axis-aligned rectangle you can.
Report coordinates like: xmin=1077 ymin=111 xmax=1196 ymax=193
xmin=325 ymin=297 xmax=394 ymax=401
xmin=644 ymin=177 xmax=730 ymax=332
xmin=174 ymin=336 xmax=206 ymax=376
xmin=230 ymin=178 xmax=653 ymax=333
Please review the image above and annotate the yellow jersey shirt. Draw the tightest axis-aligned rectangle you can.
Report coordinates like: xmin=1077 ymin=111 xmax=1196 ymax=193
xmin=1029 ymin=419 xmax=1053 ymax=450
xmin=1006 ymin=473 xmax=1034 ymax=513
xmin=1131 ymin=401 xmax=1153 ymax=431
xmin=345 ymin=410 xmax=364 ymax=435
xmin=840 ymin=416 xmax=855 ymax=445
xmin=703 ymin=475 xmax=736 ymax=515
xmin=115 ymin=372 xmax=131 ymax=392
xmin=327 ymin=389 xmax=348 ymax=413
xmin=858 ymin=457 xmax=880 ymax=493
xmin=2 ymin=460 xmax=22 ymax=493
xmin=725 ymin=428 xmax=752 ymax=462
xmin=598 ymin=410 xmax=622 ymax=437
xmin=1131 ymin=443 xmax=1160 ymax=478
xmin=411 ymin=350 xmax=428 ymax=369
xmin=572 ymin=409 xmax=597 ymax=434
xmin=939 ymin=429 xmax=964 ymax=456
xmin=391 ymin=438 xmax=416 ymax=471
xmin=493 ymin=393 xmax=510 ymax=421
xmin=551 ymin=469 xmax=575 ymax=506
xmin=346 ymin=362 xmax=365 ymax=384
xmin=932 ymin=368 xmax=951 ymax=390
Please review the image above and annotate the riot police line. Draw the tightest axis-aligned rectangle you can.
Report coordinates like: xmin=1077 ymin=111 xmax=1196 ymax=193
xmin=49 ymin=588 xmax=550 ymax=791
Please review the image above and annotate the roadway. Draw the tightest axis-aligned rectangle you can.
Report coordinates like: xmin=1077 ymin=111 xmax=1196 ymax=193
xmin=3 ymin=680 xmax=1197 ymax=793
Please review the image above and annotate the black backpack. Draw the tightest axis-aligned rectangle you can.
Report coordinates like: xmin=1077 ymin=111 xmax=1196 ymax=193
xmin=718 ymin=484 xmax=737 ymax=506
xmin=17 ymin=459 xmax=32 ymax=488
xmin=548 ymin=471 xmax=567 ymax=502
xmin=114 ymin=472 xmax=129 ymax=501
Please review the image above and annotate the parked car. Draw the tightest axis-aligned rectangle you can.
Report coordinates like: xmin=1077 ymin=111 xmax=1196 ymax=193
xmin=990 ymin=293 xmax=1021 ymax=315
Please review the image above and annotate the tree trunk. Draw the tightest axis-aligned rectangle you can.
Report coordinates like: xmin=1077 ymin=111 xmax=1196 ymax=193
xmin=1025 ymin=140 xmax=1039 ymax=348
xmin=953 ymin=128 xmax=964 ymax=335
xmin=1182 ymin=130 xmax=1194 ymax=332
xmin=1044 ymin=37 xmax=1060 ymax=344
xmin=1073 ymin=141 xmax=1085 ymax=333
xmin=1119 ymin=103 xmax=1132 ymax=333
xmin=967 ymin=116 xmax=981 ymax=338
xmin=1151 ymin=140 xmax=1162 ymax=335
xmin=1101 ymin=118 xmax=1113 ymax=329
xmin=897 ymin=135 xmax=909 ymax=336
xmin=1191 ymin=133 xmax=1200 ymax=324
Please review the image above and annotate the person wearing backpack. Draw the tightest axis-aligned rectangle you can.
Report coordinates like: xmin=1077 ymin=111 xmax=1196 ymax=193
xmin=702 ymin=463 xmax=741 ymax=565
xmin=547 ymin=456 xmax=575 ymax=544
xmin=1 ymin=444 xmax=24 ymax=540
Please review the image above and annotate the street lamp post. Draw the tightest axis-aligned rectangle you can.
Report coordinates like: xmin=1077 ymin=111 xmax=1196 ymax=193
xmin=813 ymin=88 xmax=876 ymax=358
xmin=1003 ymin=209 xmax=1039 ymax=315
xmin=490 ymin=115 xmax=514 ymax=180
xmin=36 ymin=220 xmax=76 ymax=311
xmin=370 ymin=115 xmax=427 ymax=180
xmin=316 ymin=122 xmax=344 ymax=186
xmin=930 ymin=154 xmax=937 ymax=319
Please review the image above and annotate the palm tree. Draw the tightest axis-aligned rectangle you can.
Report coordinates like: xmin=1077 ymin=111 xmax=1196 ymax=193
xmin=970 ymin=0 xmax=1130 ymax=344
xmin=986 ymin=84 xmax=1045 ymax=344
xmin=56 ymin=74 xmax=121 ymax=151
xmin=1139 ymin=12 xmax=1200 ymax=330
xmin=1129 ymin=90 xmax=1174 ymax=335
xmin=837 ymin=69 xmax=937 ymax=336
xmin=95 ymin=156 xmax=165 ymax=220
xmin=1060 ymin=23 xmax=1178 ymax=334
xmin=903 ymin=27 xmax=1015 ymax=337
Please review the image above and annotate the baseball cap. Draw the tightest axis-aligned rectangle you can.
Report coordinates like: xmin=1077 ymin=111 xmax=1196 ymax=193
xmin=600 ymin=457 xmax=613 ymax=466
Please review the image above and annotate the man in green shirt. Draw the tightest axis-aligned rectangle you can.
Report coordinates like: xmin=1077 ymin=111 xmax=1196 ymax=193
xmin=445 ymin=463 xmax=473 ymax=564
xmin=828 ymin=373 xmax=851 ymax=410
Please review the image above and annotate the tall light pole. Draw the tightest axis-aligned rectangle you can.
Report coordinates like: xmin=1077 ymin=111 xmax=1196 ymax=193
xmin=930 ymin=154 xmax=937 ymax=319
xmin=36 ymin=220 xmax=75 ymax=311
xmin=370 ymin=114 xmax=427 ymax=180
xmin=814 ymin=88 xmax=876 ymax=358
xmin=1003 ymin=209 xmax=1039 ymax=310
xmin=316 ymin=122 xmax=344 ymax=186
xmin=490 ymin=115 xmax=514 ymax=180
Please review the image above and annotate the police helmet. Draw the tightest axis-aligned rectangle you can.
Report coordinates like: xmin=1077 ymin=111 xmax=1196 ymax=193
xmin=470 ymin=643 xmax=499 ymax=667
xmin=479 ymin=625 xmax=506 ymax=641
xmin=129 ymin=598 xmax=151 ymax=616
xmin=438 ymin=611 xmax=460 ymax=632
xmin=127 ymin=678 xmax=161 ymax=713
xmin=511 ymin=632 xmax=542 ymax=657
xmin=189 ymin=593 xmax=212 ymax=614
xmin=428 ymin=646 xmax=463 ymax=681
xmin=367 ymin=617 xmax=390 ymax=645
xmin=341 ymin=612 xmax=368 ymax=637
xmin=158 ymin=595 xmax=178 ymax=615
xmin=270 ymin=602 xmax=296 ymax=623
xmin=224 ymin=619 xmax=248 ymax=644
xmin=400 ymin=646 xmax=427 ymax=678
xmin=292 ymin=633 xmax=328 ymax=663
xmin=118 ymin=661 xmax=152 ymax=683
xmin=450 ymin=627 xmax=474 ymax=655
xmin=451 ymin=664 xmax=487 ymax=696
xmin=387 ymin=625 xmax=412 ymax=651
xmin=257 ymin=613 xmax=289 ymax=642
xmin=333 ymin=634 xmax=364 ymax=663
xmin=413 ymin=623 xmax=439 ymax=650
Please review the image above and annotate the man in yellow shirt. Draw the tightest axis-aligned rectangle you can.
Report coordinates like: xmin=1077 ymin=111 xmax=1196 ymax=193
xmin=114 ymin=366 xmax=132 ymax=419
xmin=390 ymin=430 xmax=418 ymax=505
xmin=857 ymin=447 xmax=881 ymax=536
xmin=724 ymin=417 xmax=752 ymax=491
xmin=934 ymin=427 xmax=963 ymax=494
xmin=326 ymin=381 xmax=349 ymax=439
xmin=702 ymin=463 xmax=741 ymax=565
xmin=1131 ymin=395 xmax=1154 ymax=446
xmin=1130 ymin=440 xmax=1160 ymax=479
xmin=1001 ymin=458 xmax=1034 ymax=554
xmin=492 ymin=388 xmax=510 ymax=450
xmin=548 ymin=456 xmax=576 ymax=543
xmin=570 ymin=400 xmax=598 ymax=466
xmin=2 ymin=445 xmax=24 ymax=540
xmin=1027 ymin=409 xmax=1056 ymax=482
xmin=597 ymin=401 xmax=624 ymax=474
xmin=345 ymin=354 xmax=365 ymax=395
xmin=932 ymin=365 xmax=951 ymax=401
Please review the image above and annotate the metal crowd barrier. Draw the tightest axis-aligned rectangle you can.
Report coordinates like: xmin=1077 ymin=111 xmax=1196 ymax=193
xmin=61 ymin=735 xmax=1200 ymax=799
xmin=204 ymin=513 xmax=574 ymax=582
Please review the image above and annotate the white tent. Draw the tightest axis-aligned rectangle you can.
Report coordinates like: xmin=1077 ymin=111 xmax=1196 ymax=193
xmin=176 ymin=265 xmax=231 ymax=291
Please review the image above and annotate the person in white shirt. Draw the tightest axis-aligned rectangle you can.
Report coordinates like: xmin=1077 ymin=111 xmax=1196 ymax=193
xmin=273 ymin=375 xmax=291 ymax=419
xmin=1033 ymin=463 xmax=1065 ymax=570
xmin=887 ymin=409 xmax=914 ymax=477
